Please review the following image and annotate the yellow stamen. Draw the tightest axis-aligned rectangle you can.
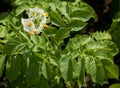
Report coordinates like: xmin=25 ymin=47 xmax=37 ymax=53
xmin=27 ymin=32 xmax=32 ymax=36
xmin=28 ymin=22 xmax=33 ymax=27
xmin=33 ymin=29 xmax=38 ymax=35
xmin=43 ymin=13 xmax=49 ymax=17
xmin=43 ymin=24 xmax=48 ymax=28
xmin=33 ymin=12 xmax=38 ymax=16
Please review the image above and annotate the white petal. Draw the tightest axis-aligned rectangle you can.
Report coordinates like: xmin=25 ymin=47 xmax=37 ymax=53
xmin=21 ymin=18 xmax=35 ymax=32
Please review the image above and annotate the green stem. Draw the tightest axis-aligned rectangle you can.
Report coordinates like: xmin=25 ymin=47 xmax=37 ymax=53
xmin=42 ymin=31 xmax=54 ymax=50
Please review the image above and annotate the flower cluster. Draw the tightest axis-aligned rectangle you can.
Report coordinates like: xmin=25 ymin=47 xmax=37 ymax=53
xmin=21 ymin=7 xmax=48 ymax=35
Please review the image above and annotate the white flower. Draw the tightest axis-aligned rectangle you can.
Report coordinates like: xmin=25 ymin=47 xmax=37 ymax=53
xmin=38 ymin=17 xmax=47 ymax=31
xmin=21 ymin=18 xmax=35 ymax=33
xmin=29 ymin=7 xmax=44 ymax=19
xmin=21 ymin=7 xmax=48 ymax=35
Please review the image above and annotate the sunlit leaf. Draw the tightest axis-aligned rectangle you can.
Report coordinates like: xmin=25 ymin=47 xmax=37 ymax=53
xmin=50 ymin=11 xmax=64 ymax=26
xmin=0 ymin=55 xmax=5 ymax=78
xmin=109 ymin=83 xmax=120 ymax=88
xmin=42 ymin=61 xmax=52 ymax=80
xmin=101 ymin=59 xmax=119 ymax=79
xmin=66 ymin=20 xmax=87 ymax=31
xmin=59 ymin=57 xmax=73 ymax=81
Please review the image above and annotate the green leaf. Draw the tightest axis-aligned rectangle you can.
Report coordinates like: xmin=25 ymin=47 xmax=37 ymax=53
xmin=25 ymin=63 xmax=40 ymax=85
xmin=111 ymin=28 xmax=120 ymax=50
xmin=34 ymin=53 xmax=46 ymax=61
xmin=38 ymin=76 xmax=49 ymax=88
xmin=70 ymin=2 xmax=97 ymax=22
xmin=30 ymin=35 xmax=40 ymax=44
xmin=55 ymin=28 xmax=70 ymax=41
xmin=109 ymin=83 xmax=120 ymax=88
xmin=56 ymin=2 xmax=68 ymax=17
xmin=3 ymin=37 xmax=27 ymax=55
xmin=76 ymin=2 xmax=97 ymax=20
xmin=85 ymin=57 xmax=91 ymax=74
xmin=79 ymin=58 xmax=85 ymax=84
xmin=101 ymin=40 xmax=119 ymax=56
xmin=0 ymin=12 xmax=9 ymax=24
xmin=92 ymin=32 xmax=112 ymax=41
xmin=108 ymin=11 xmax=120 ymax=50
xmin=89 ymin=58 xmax=97 ymax=82
xmin=74 ymin=61 xmax=81 ymax=78
xmin=87 ymin=59 xmax=104 ymax=84
xmin=0 ymin=55 xmax=5 ymax=78
xmin=70 ymin=9 xmax=94 ymax=22
xmin=19 ymin=31 xmax=31 ymax=43
xmin=86 ymin=41 xmax=105 ymax=50
xmin=94 ymin=49 xmax=112 ymax=60
xmin=44 ymin=27 xmax=58 ymax=36
xmin=76 ymin=35 xmax=92 ymax=45
xmin=42 ymin=61 xmax=52 ymax=80
xmin=6 ymin=56 xmax=21 ymax=82
xmin=66 ymin=20 xmax=87 ymax=31
xmin=74 ymin=58 xmax=85 ymax=84
xmin=95 ymin=60 xmax=105 ymax=84
xmin=101 ymin=59 xmax=119 ymax=79
xmin=0 ymin=44 xmax=4 ymax=53
xmin=0 ymin=26 xmax=8 ymax=38
xmin=105 ymin=64 xmax=119 ymax=79
xmin=12 ymin=0 xmax=29 ymax=6
xmin=66 ymin=35 xmax=92 ymax=51
xmin=59 ymin=57 xmax=73 ymax=81
xmin=15 ymin=3 xmax=29 ymax=16
xmin=49 ymin=55 xmax=58 ymax=66
xmin=50 ymin=11 xmax=64 ymax=26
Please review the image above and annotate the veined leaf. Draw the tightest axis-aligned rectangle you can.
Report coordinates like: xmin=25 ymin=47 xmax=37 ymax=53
xmin=94 ymin=49 xmax=112 ymax=60
xmin=70 ymin=2 xmax=97 ymax=22
xmin=25 ymin=63 xmax=40 ymax=85
xmin=49 ymin=55 xmax=58 ymax=66
xmin=0 ymin=44 xmax=4 ymax=53
xmin=95 ymin=60 xmax=105 ymax=84
xmin=92 ymin=32 xmax=112 ymax=41
xmin=78 ymin=2 xmax=97 ymax=20
xmin=88 ymin=58 xmax=105 ymax=84
xmin=55 ymin=28 xmax=70 ymax=41
xmin=70 ymin=9 xmax=94 ymax=22
xmin=66 ymin=35 xmax=92 ymax=51
xmin=13 ymin=0 xmax=29 ymax=6
xmin=85 ymin=57 xmax=91 ymax=74
xmin=57 ymin=2 xmax=68 ymax=17
xmin=89 ymin=58 xmax=97 ymax=82
xmin=6 ymin=56 xmax=21 ymax=82
xmin=109 ymin=83 xmax=120 ymax=88
xmin=86 ymin=41 xmax=105 ymax=50
xmin=59 ymin=57 xmax=73 ymax=81
xmin=42 ymin=61 xmax=52 ymax=80
xmin=16 ymin=3 xmax=30 ymax=16
xmin=74 ymin=58 xmax=85 ymax=84
xmin=105 ymin=64 xmax=119 ymax=79
xmin=50 ymin=11 xmax=64 ymax=26
xmin=0 ymin=26 xmax=8 ymax=38
xmin=3 ymin=37 xmax=27 ymax=55
xmin=108 ymin=11 xmax=120 ymax=50
xmin=100 ymin=40 xmax=119 ymax=56
xmin=101 ymin=59 xmax=119 ymax=79
xmin=0 ymin=55 xmax=6 ymax=78
xmin=74 ymin=60 xmax=81 ymax=78
xmin=66 ymin=20 xmax=87 ymax=31
xmin=0 ymin=12 xmax=9 ymax=24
